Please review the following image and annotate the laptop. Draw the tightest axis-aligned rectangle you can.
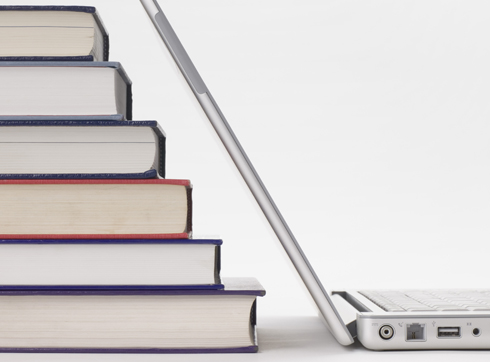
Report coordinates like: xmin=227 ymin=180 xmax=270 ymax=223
xmin=140 ymin=0 xmax=490 ymax=350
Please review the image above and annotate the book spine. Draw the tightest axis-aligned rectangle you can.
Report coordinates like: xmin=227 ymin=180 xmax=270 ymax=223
xmin=0 ymin=120 xmax=157 ymax=126
xmin=93 ymin=11 xmax=110 ymax=61
xmin=0 ymin=170 xmax=158 ymax=180
xmin=126 ymin=83 xmax=133 ymax=120
xmin=0 ymin=284 xmax=225 ymax=291
xmin=0 ymin=179 xmax=190 ymax=186
xmin=0 ymin=6 xmax=96 ymax=13
xmin=152 ymin=124 xmax=166 ymax=178
xmin=186 ymin=187 xmax=193 ymax=235
xmin=0 ymin=56 xmax=94 ymax=62
xmin=214 ymin=245 xmax=221 ymax=285
xmin=0 ymin=239 xmax=223 ymax=245
xmin=103 ymin=34 xmax=110 ymax=61
xmin=0 ymin=346 xmax=258 ymax=354
xmin=0 ymin=115 xmax=126 ymax=121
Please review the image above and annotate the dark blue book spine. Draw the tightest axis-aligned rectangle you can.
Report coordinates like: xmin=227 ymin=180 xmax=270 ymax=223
xmin=0 ymin=56 xmax=94 ymax=62
xmin=0 ymin=115 xmax=126 ymax=121
xmin=0 ymin=284 xmax=225 ymax=291
xmin=0 ymin=6 xmax=96 ymax=13
xmin=0 ymin=346 xmax=258 ymax=354
xmin=0 ymin=289 xmax=264 ymax=297
xmin=152 ymin=123 xmax=166 ymax=178
xmin=0 ymin=119 xmax=156 ymax=127
xmin=0 ymin=239 xmax=223 ymax=245
xmin=0 ymin=170 xmax=158 ymax=180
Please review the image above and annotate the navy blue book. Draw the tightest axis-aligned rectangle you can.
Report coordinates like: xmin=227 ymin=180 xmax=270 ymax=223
xmin=0 ymin=239 xmax=221 ymax=290
xmin=0 ymin=61 xmax=132 ymax=120
xmin=0 ymin=119 xmax=165 ymax=179
xmin=0 ymin=278 xmax=265 ymax=353
xmin=0 ymin=6 xmax=109 ymax=61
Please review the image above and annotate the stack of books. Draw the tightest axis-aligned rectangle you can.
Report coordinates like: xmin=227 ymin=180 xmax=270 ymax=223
xmin=0 ymin=5 xmax=264 ymax=354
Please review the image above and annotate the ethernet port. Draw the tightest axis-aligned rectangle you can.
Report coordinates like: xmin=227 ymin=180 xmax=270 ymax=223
xmin=406 ymin=323 xmax=426 ymax=341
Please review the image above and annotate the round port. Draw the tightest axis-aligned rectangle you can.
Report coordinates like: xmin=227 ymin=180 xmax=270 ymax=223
xmin=473 ymin=328 xmax=481 ymax=337
xmin=379 ymin=325 xmax=395 ymax=340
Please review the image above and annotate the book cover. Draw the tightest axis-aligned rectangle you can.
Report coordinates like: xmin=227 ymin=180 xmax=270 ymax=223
xmin=0 ymin=239 xmax=222 ymax=290
xmin=0 ymin=179 xmax=192 ymax=239
xmin=0 ymin=278 xmax=265 ymax=354
xmin=0 ymin=6 xmax=109 ymax=61
xmin=0 ymin=119 xmax=166 ymax=179
xmin=0 ymin=61 xmax=132 ymax=120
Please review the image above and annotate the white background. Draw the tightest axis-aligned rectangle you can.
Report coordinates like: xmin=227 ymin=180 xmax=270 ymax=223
xmin=1 ymin=0 xmax=490 ymax=360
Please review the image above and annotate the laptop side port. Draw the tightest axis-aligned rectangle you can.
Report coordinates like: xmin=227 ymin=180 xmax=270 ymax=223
xmin=438 ymin=327 xmax=461 ymax=338
xmin=406 ymin=323 xmax=426 ymax=341
xmin=379 ymin=325 xmax=394 ymax=340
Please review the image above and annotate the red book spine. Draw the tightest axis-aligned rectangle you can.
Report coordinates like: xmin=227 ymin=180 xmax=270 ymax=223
xmin=0 ymin=233 xmax=190 ymax=240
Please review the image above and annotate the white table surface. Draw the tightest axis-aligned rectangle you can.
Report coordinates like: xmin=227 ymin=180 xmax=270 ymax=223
xmin=1 ymin=0 xmax=490 ymax=360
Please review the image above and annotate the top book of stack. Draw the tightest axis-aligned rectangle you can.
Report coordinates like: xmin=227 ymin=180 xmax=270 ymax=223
xmin=0 ymin=6 xmax=108 ymax=61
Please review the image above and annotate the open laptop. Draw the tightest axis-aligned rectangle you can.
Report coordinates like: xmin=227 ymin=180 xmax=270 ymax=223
xmin=140 ymin=0 xmax=490 ymax=350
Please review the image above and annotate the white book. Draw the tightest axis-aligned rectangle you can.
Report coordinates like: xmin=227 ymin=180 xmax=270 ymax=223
xmin=0 ymin=62 xmax=132 ymax=120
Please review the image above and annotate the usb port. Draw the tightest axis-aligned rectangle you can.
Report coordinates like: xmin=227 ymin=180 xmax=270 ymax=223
xmin=438 ymin=327 xmax=461 ymax=338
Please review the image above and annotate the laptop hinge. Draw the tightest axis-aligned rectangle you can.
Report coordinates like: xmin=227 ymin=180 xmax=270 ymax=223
xmin=330 ymin=293 xmax=360 ymax=338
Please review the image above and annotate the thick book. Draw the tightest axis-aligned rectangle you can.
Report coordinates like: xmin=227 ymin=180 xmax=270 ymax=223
xmin=0 ymin=239 xmax=221 ymax=289
xmin=0 ymin=61 xmax=132 ymax=120
xmin=0 ymin=120 xmax=165 ymax=179
xmin=0 ymin=6 xmax=109 ymax=61
xmin=0 ymin=179 xmax=192 ymax=239
xmin=0 ymin=278 xmax=265 ymax=353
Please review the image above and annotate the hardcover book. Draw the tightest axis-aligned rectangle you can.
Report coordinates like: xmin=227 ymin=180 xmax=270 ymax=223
xmin=0 ymin=120 xmax=165 ymax=179
xmin=0 ymin=278 xmax=265 ymax=353
xmin=0 ymin=179 xmax=192 ymax=239
xmin=0 ymin=6 xmax=109 ymax=61
xmin=0 ymin=239 xmax=222 ymax=289
xmin=0 ymin=61 xmax=132 ymax=120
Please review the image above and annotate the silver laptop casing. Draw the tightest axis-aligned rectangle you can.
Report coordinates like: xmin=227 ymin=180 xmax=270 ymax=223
xmin=333 ymin=290 xmax=490 ymax=349
xmin=140 ymin=0 xmax=490 ymax=350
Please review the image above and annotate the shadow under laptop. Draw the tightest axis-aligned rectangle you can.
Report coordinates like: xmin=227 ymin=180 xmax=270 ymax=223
xmin=258 ymin=315 xmax=363 ymax=355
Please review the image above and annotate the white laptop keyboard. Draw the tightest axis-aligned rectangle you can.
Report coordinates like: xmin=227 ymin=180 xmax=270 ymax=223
xmin=359 ymin=290 xmax=490 ymax=312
